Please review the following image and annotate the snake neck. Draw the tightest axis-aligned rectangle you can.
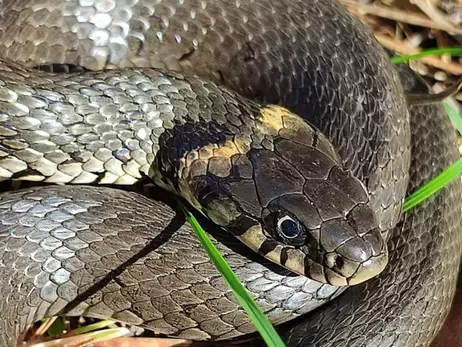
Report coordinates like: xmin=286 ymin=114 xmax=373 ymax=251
xmin=153 ymin=104 xmax=388 ymax=286
xmin=0 ymin=57 xmax=387 ymax=285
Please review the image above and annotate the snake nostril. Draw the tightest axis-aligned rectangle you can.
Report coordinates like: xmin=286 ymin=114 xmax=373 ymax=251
xmin=326 ymin=253 xmax=344 ymax=269
xmin=335 ymin=256 xmax=344 ymax=269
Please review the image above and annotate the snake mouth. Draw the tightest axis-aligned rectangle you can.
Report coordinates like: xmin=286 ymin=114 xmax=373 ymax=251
xmin=236 ymin=222 xmax=389 ymax=286
xmin=323 ymin=247 xmax=388 ymax=286
xmin=347 ymin=253 xmax=388 ymax=285
xmin=323 ymin=228 xmax=389 ymax=286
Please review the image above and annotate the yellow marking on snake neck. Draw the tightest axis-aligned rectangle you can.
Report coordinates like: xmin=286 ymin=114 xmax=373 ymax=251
xmin=281 ymin=110 xmax=314 ymax=133
xmin=283 ymin=249 xmax=307 ymax=276
xmin=264 ymin=245 xmax=284 ymax=263
xmin=213 ymin=140 xmax=241 ymax=157
xmin=177 ymin=138 xmax=249 ymax=211
xmin=259 ymin=105 xmax=314 ymax=137
xmin=258 ymin=105 xmax=288 ymax=136
xmin=179 ymin=138 xmax=250 ymax=178
xmin=237 ymin=224 xmax=268 ymax=251
xmin=233 ymin=135 xmax=252 ymax=154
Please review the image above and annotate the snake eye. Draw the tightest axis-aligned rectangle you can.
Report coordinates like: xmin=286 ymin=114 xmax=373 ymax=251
xmin=275 ymin=212 xmax=307 ymax=246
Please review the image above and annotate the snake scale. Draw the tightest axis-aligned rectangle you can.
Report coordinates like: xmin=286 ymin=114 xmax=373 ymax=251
xmin=0 ymin=0 xmax=460 ymax=346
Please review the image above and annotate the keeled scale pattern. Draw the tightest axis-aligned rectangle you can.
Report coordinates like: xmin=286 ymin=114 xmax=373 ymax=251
xmin=0 ymin=1 xmax=459 ymax=347
xmin=278 ymin=67 xmax=462 ymax=347
xmin=0 ymin=186 xmax=343 ymax=345
xmin=0 ymin=0 xmax=411 ymax=231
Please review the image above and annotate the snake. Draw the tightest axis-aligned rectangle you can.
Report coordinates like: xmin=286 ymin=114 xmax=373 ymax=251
xmin=0 ymin=0 xmax=460 ymax=346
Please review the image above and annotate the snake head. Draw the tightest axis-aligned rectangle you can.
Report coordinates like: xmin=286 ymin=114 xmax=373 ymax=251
xmin=168 ymin=106 xmax=388 ymax=286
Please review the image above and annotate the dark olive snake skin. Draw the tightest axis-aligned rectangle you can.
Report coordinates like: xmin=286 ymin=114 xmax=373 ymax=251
xmin=0 ymin=1 xmax=460 ymax=347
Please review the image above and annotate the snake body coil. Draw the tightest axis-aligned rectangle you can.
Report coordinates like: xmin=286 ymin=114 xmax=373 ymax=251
xmin=0 ymin=0 xmax=460 ymax=346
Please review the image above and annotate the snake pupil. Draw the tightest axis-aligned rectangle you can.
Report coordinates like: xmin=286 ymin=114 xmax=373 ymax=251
xmin=280 ymin=219 xmax=299 ymax=237
xmin=275 ymin=213 xmax=306 ymax=245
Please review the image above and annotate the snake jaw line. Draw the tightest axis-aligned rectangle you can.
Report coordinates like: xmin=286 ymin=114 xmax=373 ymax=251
xmin=237 ymin=222 xmax=387 ymax=286
xmin=173 ymin=110 xmax=388 ymax=286
xmin=348 ymin=252 xmax=389 ymax=285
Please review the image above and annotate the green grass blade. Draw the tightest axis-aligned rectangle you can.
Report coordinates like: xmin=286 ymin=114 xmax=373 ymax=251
xmin=72 ymin=320 xmax=116 ymax=335
xmin=30 ymin=328 xmax=130 ymax=347
xmin=391 ymin=47 xmax=462 ymax=64
xmin=403 ymin=157 xmax=462 ymax=212
xmin=444 ymin=103 xmax=462 ymax=136
xmin=181 ymin=204 xmax=286 ymax=347
xmin=44 ymin=318 xmax=66 ymax=337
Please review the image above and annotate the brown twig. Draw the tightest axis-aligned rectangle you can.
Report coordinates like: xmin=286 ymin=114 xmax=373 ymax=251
xmin=92 ymin=337 xmax=193 ymax=347
xmin=375 ymin=33 xmax=462 ymax=75
xmin=340 ymin=0 xmax=462 ymax=34
xmin=411 ymin=0 xmax=460 ymax=31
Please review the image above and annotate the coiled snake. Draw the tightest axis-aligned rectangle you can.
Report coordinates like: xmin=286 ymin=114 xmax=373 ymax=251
xmin=0 ymin=0 xmax=460 ymax=346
